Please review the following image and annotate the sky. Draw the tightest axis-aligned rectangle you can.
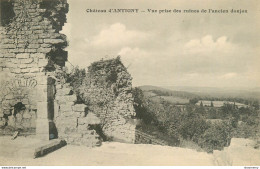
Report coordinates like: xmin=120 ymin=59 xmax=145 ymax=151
xmin=62 ymin=0 xmax=260 ymax=88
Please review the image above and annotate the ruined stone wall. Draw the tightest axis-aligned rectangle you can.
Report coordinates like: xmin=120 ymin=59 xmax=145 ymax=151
xmin=0 ymin=0 xmax=136 ymax=147
xmin=78 ymin=57 xmax=136 ymax=143
xmin=54 ymin=81 xmax=101 ymax=146
xmin=0 ymin=0 xmax=68 ymax=137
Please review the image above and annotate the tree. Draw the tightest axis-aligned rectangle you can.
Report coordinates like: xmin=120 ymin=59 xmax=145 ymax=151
xmin=200 ymin=101 xmax=203 ymax=107
xmin=198 ymin=121 xmax=232 ymax=153
xmin=211 ymin=101 xmax=214 ymax=107
xmin=132 ymin=87 xmax=154 ymax=124
xmin=208 ymin=108 xmax=217 ymax=119
xmin=189 ymin=98 xmax=199 ymax=105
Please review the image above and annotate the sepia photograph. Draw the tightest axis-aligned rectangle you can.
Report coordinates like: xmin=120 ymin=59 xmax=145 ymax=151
xmin=0 ymin=0 xmax=259 ymax=167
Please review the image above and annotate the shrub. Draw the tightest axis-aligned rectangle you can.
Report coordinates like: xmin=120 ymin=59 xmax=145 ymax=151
xmin=198 ymin=121 xmax=232 ymax=153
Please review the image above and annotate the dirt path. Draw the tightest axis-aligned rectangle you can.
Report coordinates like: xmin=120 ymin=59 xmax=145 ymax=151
xmin=0 ymin=142 xmax=214 ymax=166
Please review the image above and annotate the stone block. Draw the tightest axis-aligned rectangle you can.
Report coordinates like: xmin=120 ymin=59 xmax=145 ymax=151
xmin=21 ymin=68 xmax=30 ymax=73
xmin=37 ymin=102 xmax=48 ymax=118
xmin=0 ymin=120 xmax=5 ymax=126
xmin=44 ymin=39 xmax=65 ymax=44
xmin=56 ymin=116 xmax=77 ymax=128
xmin=1 ymin=44 xmax=15 ymax=49
xmin=30 ymin=68 xmax=40 ymax=73
xmin=19 ymin=64 xmax=28 ymax=69
xmin=73 ymin=104 xmax=87 ymax=112
xmin=5 ymin=94 xmax=14 ymax=100
xmin=5 ymin=62 xmax=17 ymax=68
xmin=41 ymin=44 xmax=52 ymax=48
xmin=60 ymin=104 xmax=72 ymax=112
xmin=38 ymin=34 xmax=50 ymax=39
xmin=20 ymin=58 xmax=34 ymax=64
xmin=28 ymin=44 xmax=40 ymax=49
xmin=3 ymin=109 xmax=11 ymax=115
xmin=37 ymin=48 xmax=52 ymax=53
xmin=17 ymin=43 xmax=26 ymax=48
xmin=37 ymin=39 xmax=44 ymax=43
xmin=16 ymin=53 xmax=30 ymax=59
xmin=56 ymin=88 xmax=72 ymax=96
xmin=31 ymin=25 xmax=42 ymax=30
xmin=25 ymin=49 xmax=37 ymax=53
xmin=37 ymin=8 xmax=46 ymax=13
xmin=37 ymin=76 xmax=55 ymax=85
xmin=17 ymin=39 xmax=25 ymax=43
xmin=75 ymin=111 xmax=86 ymax=118
xmin=38 ymin=59 xmax=48 ymax=67
xmin=25 ymin=30 xmax=33 ymax=34
xmin=11 ymin=68 xmax=21 ymax=74
xmin=37 ymin=87 xmax=55 ymax=102
xmin=34 ymin=139 xmax=66 ymax=158
xmin=41 ymin=20 xmax=51 ymax=25
xmin=56 ymin=95 xmax=77 ymax=103
xmin=18 ymin=48 xmax=26 ymax=52
xmin=36 ymin=92 xmax=48 ymax=102
xmin=69 ymin=133 xmax=83 ymax=139
xmin=5 ymin=53 xmax=15 ymax=58
xmin=77 ymin=124 xmax=89 ymax=132
xmin=31 ymin=53 xmax=45 ymax=59
xmin=63 ymin=111 xmax=74 ymax=117
xmin=86 ymin=113 xmax=101 ymax=124
xmin=8 ymin=49 xmax=18 ymax=53
xmin=23 ymin=111 xmax=31 ymax=119
xmin=2 ymin=39 xmax=14 ymax=43
xmin=78 ymin=113 xmax=100 ymax=125
xmin=34 ymin=30 xmax=44 ymax=34
xmin=0 ymin=112 xmax=4 ymax=118
xmin=50 ymin=33 xmax=61 ymax=39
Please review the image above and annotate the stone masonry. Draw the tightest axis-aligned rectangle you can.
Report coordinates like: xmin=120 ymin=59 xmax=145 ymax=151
xmin=0 ymin=0 xmax=136 ymax=146
xmin=54 ymin=82 xmax=101 ymax=146
xmin=0 ymin=0 xmax=68 ymax=140
xmin=79 ymin=57 xmax=137 ymax=143
xmin=0 ymin=0 xmax=101 ymax=147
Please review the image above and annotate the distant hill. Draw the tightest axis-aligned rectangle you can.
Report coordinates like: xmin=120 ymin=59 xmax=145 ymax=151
xmin=138 ymin=85 xmax=199 ymax=104
xmin=137 ymin=85 xmax=260 ymax=106
xmin=139 ymin=85 xmax=198 ymax=98
xmin=162 ymin=86 xmax=260 ymax=100
xmin=139 ymin=85 xmax=170 ymax=91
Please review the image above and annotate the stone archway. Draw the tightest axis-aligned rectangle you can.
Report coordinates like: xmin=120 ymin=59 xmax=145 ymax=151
xmin=0 ymin=77 xmax=38 ymax=135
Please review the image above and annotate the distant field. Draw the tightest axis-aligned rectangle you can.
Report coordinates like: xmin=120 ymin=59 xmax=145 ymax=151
xmin=161 ymin=96 xmax=189 ymax=104
xmin=143 ymin=91 xmax=190 ymax=104
xmin=143 ymin=91 xmax=157 ymax=97
xmin=196 ymin=100 xmax=248 ymax=108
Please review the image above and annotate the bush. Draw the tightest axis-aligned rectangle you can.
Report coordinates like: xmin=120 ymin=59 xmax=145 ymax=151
xmin=198 ymin=121 xmax=232 ymax=153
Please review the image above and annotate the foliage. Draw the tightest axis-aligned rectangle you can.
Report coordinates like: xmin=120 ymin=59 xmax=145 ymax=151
xmin=132 ymin=87 xmax=154 ymax=124
xmin=198 ymin=121 xmax=232 ymax=153
xmin=56 ymin=66 xmax=86 ymax=89
xmin=133 ymin=87 xmax=260 ymax=152
xmin=189 ymin=98 xmax=199 ymax=105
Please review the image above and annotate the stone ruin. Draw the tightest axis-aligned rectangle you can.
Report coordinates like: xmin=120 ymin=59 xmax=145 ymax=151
xmin=0 ymin=0 xmax=136 ymax=146
xmin=78 ymin=57 xmax=137 ymax=143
